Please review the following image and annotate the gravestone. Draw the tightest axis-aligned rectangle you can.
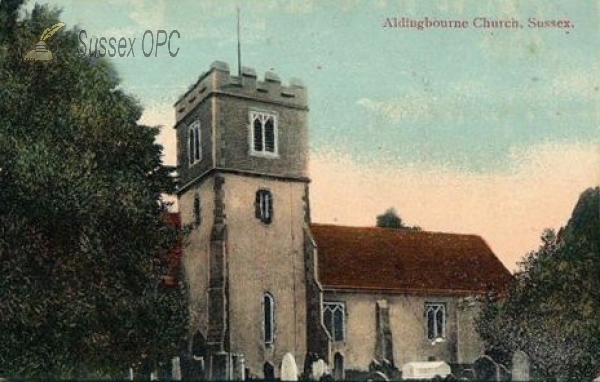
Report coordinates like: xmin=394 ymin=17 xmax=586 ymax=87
xmin=459 ymin=368 xmax=476 ymax=381
xmin=311 ymin=359 xmax=327 ymax=380
xmin=281 ymin=352 xmax=299 ymax=381
xmin=511 ymin=350 xmax=530 ymax=381
xmin=473 ymin=356 xmax=498 ymax=381
xmin=473 ymin=355 xmax=499 ymax=382
xmin=303 ymin=352 xmax=320 ymax=379
xmin=232 ymin=354 xmax=245 ymax=381
xmin=171 ymin=356 xmax=182 ymax=381
xmin=401 ymin=361 xmax=451 ymax=380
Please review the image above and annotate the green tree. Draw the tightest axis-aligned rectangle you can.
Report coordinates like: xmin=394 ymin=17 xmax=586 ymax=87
xmin=477 ymin=187 xmax=600 ymax=381
xmin=0 ymin=2 xmax=188 ymax=378
xmin=376 ymin=207 xmax=421 ymax=230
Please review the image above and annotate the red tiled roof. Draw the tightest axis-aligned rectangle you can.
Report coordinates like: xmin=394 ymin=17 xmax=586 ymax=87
xmin=311 ymin=224 xmax=513 ymax=296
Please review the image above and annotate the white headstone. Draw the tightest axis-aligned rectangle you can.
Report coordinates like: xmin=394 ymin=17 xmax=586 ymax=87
xmin=401 ymin=361 xmax=451 ymax=380
xmin=512 ymin=351 xmax=530 ymax=382
xmin=311 ymin=359 xmax=327 ymax=380
xmin=171 ymin=356 xmax=182 ymax=381
xmin=232 ymin=354 xmax=246 ymax=381
xmin=281 ymin=352 xmax=299 ymax=381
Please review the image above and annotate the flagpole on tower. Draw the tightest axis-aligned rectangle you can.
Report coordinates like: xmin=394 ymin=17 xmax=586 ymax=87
xmin=237 ymin=7 xmax=242 ymax=77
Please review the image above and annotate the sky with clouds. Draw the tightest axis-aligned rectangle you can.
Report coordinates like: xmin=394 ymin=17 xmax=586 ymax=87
xmin=39 ymin=0 xmax=598 ymax=271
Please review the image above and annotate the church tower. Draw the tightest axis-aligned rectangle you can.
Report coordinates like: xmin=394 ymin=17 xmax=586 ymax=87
xmin=174 ymin=61 xmax=313 ymax=379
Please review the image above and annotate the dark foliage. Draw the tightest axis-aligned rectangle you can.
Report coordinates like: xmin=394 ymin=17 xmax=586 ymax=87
xmin=476 ymin=187 xmax=600 ymax=381
xmin=376 ymin=207 xmax=421 ymax=230
xmin=0 ymin=2 xmax=188 ymax=378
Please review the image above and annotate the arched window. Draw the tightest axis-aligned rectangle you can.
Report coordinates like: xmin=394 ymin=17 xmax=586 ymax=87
xmin=255 ymin=189 xmax=273 ymax=224
xmin=323 ymin=302 xmax=345 ymax=342
xmin=426 ymin=303 xmax=446 ymax=340
xmin=250 ymin=111 xmax=278 ymax=157
xmin=193 ymin=194 xmax=201 ymax=226
xmin=188 ymin=121 xmax=201 ymax=166
xmin=263 ymin=292 xmax=274 ymax=344
xmin=188 ymin=127 xmax=195 ymax=166
xmin=193 ymin=124 xmax=200 ymax=162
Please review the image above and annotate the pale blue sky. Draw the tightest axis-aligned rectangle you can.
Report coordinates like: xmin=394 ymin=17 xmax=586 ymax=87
xmin=32 ymin=0 xmax=599 ymax=269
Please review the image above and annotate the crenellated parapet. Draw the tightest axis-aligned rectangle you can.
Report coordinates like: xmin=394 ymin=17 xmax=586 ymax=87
xmin=174 ymin=61 xmax=307 ymax=124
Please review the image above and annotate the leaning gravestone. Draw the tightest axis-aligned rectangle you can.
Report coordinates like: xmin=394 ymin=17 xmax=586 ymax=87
xmin=511 ymin=350 xmax=530 ymax=381
xmin=473 ymin=355 xmax=500 ymax=382
xmin=281 ymin=352 xmax=299 ymax=381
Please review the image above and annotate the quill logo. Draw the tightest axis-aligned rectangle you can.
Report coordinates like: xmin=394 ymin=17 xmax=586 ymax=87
xmin=23 ymin=22 xmax=66 ymax=62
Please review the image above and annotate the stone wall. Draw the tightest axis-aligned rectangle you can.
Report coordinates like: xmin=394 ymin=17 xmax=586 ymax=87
xmin=456 ymin=296 xmax=485 ymax=364
xmin=321 ymin=291 xmax=485 ymax=373
xmin=224 ymin=174 xmax=308 ymax=377
xmin=179 ymin=176 xmax=216 ymax=341
xmin=175 ymin=61 xmax=309 ymax=191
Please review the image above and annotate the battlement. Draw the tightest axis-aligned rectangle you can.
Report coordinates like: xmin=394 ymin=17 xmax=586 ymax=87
xmin=174 ymin=61 xmax=307 ymax=124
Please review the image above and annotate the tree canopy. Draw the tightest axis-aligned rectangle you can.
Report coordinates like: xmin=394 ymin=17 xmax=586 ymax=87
xmin=376 ymin=207 xmax=421 ymax=230
xmin=476 ymin=187 xmax=600 ymax=381
xmin=0 ymin=2 xmax=187 ymax=378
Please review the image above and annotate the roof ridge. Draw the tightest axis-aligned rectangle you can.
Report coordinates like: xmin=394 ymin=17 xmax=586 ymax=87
xmin=309 ymin=222 xmax=484 ymax=239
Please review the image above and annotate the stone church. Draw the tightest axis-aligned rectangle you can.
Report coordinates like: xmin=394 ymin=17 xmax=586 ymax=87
xmin=172 ymin=61 xmax=513 ymax=380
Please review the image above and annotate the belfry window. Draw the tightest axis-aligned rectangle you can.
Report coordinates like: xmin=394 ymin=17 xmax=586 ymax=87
xmin=263 ymin=292 xmax=275 ymax=344
xmin=323 ymin=302 xmax=345 ymax=342
xmin=426 ymin=303 xmax=446 ymax=340
xmin=255 ymin=189 xmax=273 ymax=224
xmin=188 ymin=121 xmax=201 ymax=166
xmin=250 ymin=111 xmax=277 ymax=156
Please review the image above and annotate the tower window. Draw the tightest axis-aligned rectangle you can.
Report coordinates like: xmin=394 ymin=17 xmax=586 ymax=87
xmin=193 ymin=194 xmax=201 ymax=226
xmin=426 ymin=303 xmax=446 ymax=340
xmin=188 ymin=121 xmax=201 ymax=166
xmin=323 ymin=302 xmax=345 ymax=342
xmin=255 ymin=189 xmax=273 ymax=224
xmin=250 ymin=111 xmax=277 ymax=157
xmin=263 ymin=292 xmax=275 ymax=344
